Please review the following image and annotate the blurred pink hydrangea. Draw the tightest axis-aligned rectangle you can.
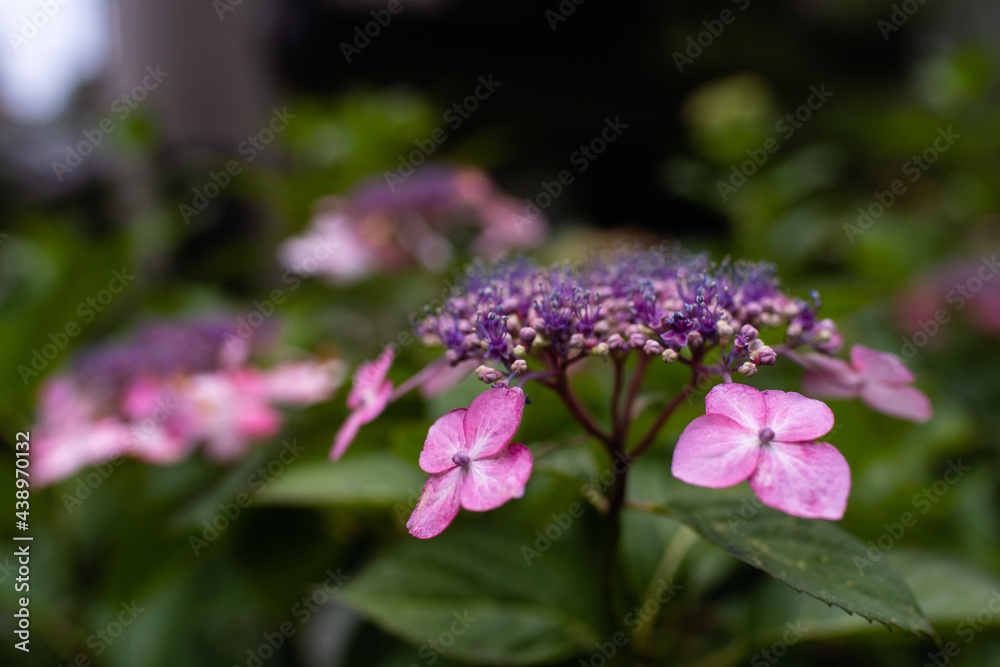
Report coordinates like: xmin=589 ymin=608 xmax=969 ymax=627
xmin=32 ymin=319 xmax=344 ymax=487
xmin=278 ymin=165 xmax=548 ymax=283
xmin=896 ymin=255 xmax=1000 ymax=341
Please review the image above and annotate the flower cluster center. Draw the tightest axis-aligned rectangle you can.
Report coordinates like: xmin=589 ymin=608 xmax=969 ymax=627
xmin=452 ymin=452 xmax=471 ymax=467
xmin=758 ymin=427 xmax=775 ymax=444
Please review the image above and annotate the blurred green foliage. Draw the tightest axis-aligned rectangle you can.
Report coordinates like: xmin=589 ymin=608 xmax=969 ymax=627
xmin=2 ymin=11 xmax=1000 ymax=667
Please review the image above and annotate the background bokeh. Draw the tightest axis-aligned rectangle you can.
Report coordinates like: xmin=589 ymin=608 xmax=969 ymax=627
xmin=1 ymin=0 xmax=1000 ymax=665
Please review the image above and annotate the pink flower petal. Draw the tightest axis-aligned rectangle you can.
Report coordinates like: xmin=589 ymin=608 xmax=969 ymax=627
xmin=262 ymin=360 xmax=344 ymax=405
xmin=330 ymin=376 xmax=393 ymax=461
xmin=407 ymin=467 xmax=465 ymax=539
xmin=126 ymin=425 xmax=192 ymax=464
xmin=704 ymin=383 xmax=766 ymax=431
xmin=851 ymin=345 xmax=914 ymax=384
xmin=34 ymin=419 xmax=130 ymax=487
xmin=463 ymin=386 xmax=525 ymax=460
xmin=330 ymin=410 xmax=366 ymax=461
xmin=749 ymin=441 xmax=850 ymax=520
xmin=671 ymin=414 xmax=760 ymax=488
xmin=418 ymin=358 xmax=479 ymax=399
xmin=355 ymin=380 xmax=392 ymax=423
xmin=762 ymin=390 xmax=834 ymax=442
xmin=419 ymin=408 xmax=468 ymax=473
xmin=792 ymin=353 xmax=862 ymax=399
xmin=860 ymin=383 xmax=933 ymax=423
xmin=347 ymin=346 xmax=395 ymax=410
xmin=800 ymin=370 xmax=862 ymax=399
xmin=460 ymin=442 xmax=533 ymax=511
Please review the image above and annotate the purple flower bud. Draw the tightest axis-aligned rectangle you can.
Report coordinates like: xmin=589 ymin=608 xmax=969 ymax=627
xmin=569 ymin=333 xmax=586 ymax=349
xmin=738 ymin=361 xmax=757 ymax=376
xmin=716 ymin=321 xmax=733 ymax=342
xmin=519 ymin=326 xmax=537 ymax=345
xmin=754 ymin=345 xmax=777 ymax=365
xmin=686 ymin=331 xmax=703 ymax=348
xmin=643 ymin=339 xmax=663 ymax=356
xmin=740 ymin=324 xmax=759 ymax=340
xmin=607 ymin=333 xmax=625 ymax=350
xmin=629 ymin=333 xmax=647 ymax=349
xmin=475 ymin=365 xmax=504 ymax=384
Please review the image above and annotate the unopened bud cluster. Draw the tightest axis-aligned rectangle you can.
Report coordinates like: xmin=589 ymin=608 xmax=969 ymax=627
xmin=415 ymin=246 xmax=841 ymax=382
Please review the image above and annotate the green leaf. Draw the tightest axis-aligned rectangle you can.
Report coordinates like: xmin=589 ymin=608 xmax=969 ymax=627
xmin=889 ymin=550 xmax=1000 ymax=627
xmin=338 ymin=518 xmax=605 ymax=664
xmin=256 ymin=453 xmax=427 ymax=507
xmin=660 ymin=496 xmax=935 ymax=637
xmin=741 ymin=549 xmax=1000 ymax=646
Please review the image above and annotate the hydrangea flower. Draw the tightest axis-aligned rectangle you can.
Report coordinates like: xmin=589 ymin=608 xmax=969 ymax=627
xmin=897 ymin=255 xmax=1000 ymax=337
xmin=33 ymin=378 xmax=132 ymax=486
xmin=32 ymin=319 xmax=343 ymax=486
xmin=791 ymin=345 xmax=932 ymax=423
xmin=671 ymin=383 xmax=850 ymax=520
xmin=414 ymin=246 xmax=838 ymax=377
xmin=407 ymin=387 xmax=533 ymax=539
xmin=278 ymin=165 xmax=548 ymax=284
xmin=330 ymin=346 xmax=395 ymax=460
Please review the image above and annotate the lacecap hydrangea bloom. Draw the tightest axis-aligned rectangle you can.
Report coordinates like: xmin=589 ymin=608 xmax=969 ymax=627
xmin=33 ymin=319 xmax=343 ymax=487
xmin=330 ymin=245 xmax=931 ymax=535
xmin=278 ymin=165 xmax=547 ymax=283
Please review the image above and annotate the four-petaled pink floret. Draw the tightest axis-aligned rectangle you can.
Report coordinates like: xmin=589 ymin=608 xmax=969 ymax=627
xmin=330 ymin=346 xmax=395 ymax=460
xmin=407 ymin=386 xmax=534 ymax=539
xmin=795 ymin=344 xmax=932 ymax=423
xmin=671 ymin=383 xmax=851 ymax=520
